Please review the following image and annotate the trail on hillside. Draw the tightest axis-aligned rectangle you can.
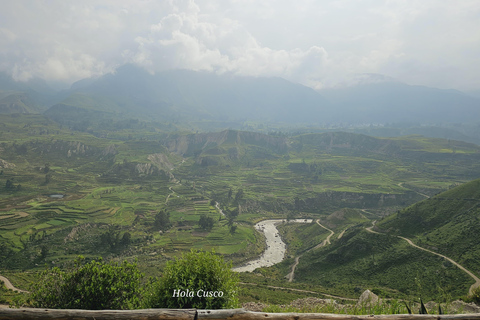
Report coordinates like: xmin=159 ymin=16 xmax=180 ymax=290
xmin=286 ymin=220 xmax=334 ymax=282
xmin=366 ymin=221 xmax=480 ymax=295
xmin=0 ymin=275 xmax=29 ymax=293
xmin=239 ymin=282 xmax=357 ymax=301
xmin=398 ymin=182 xmax=430 ymax=199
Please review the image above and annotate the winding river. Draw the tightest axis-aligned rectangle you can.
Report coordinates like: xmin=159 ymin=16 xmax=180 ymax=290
xmin=232 ymin=219 xmax=312 ymax=272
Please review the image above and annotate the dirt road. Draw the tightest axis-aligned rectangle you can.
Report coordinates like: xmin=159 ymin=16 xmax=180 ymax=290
xmin=0 ymin=275 xmax=28 ymax=293
xmin=366 ymin=221 xmax=480 ymax=295
xmin=286 ymin=220 xmax=334 ymax=282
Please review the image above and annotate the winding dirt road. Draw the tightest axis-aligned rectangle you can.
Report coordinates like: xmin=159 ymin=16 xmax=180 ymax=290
xmin=0 ymin=275 xmax=28 ymax=293
xmin=286 ymin=220 xmax=335 ymax=282
xmin=366 ymin=221 xmax=480 ymax=295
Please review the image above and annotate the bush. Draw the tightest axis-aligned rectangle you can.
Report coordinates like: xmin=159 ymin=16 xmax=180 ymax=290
xmin=31 ymin=257 xmax=143 ymax=309
xmin=143 ymin=250 xmax=239 ymax=309
xmin=469 ymin=286 xmax=480 ymax=305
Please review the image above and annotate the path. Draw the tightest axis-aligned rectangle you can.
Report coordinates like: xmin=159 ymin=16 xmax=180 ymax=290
xmin=239 ymin=282 xmax=357 ymax=301
xmin=398 ymin=182 xmax=430 ymax=199
xmin=286 ymin=220 xmax=334 ymax=282
xmin=365 ymin=221 xmax=480 ymax=295
xmin=0 ymin=275 xmax=29 ymax=293
xmin=215 ymin=202 xmax=226 ymax=218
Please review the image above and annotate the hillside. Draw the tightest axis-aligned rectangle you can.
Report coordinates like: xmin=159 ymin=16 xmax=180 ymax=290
xmin=291 ymin=225 xmax=471 ymax=301
xmin=0 ymin=93 xmax=39 ymax=114
xmin=377 ymin=178 xmax=480 ymax=276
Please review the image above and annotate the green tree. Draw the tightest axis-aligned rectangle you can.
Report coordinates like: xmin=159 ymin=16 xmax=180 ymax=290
xmin=154 ymin=210 xmax=171 ymax=231
xmin=234 ymin=189 xmax=244 ymax=202
xmin=31 ymin=257 xmax=143 ymax=310
xmin=143 ymin=250 xmax=239 ymax=309
xmin=198 ymin=214 xmax=214 ymax=231
xmin=5 ymin=179 xmax=14 ymax=189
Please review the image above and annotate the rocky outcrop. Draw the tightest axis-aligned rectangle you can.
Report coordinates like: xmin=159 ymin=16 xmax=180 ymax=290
xmin=357 ymin=289 xmax=380 ymax=307
xmin=147 ymin=153 xmax=173 ymax=171
xmin=0 ymin=159 xmax=15 ymax=169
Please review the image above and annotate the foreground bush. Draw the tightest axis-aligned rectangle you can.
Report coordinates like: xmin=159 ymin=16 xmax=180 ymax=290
xmin=469 ymin=286 xmax=480 ymax=305
xmin=31 ymin=257 xmax=143 ymax=309
xmin=143 ymin=250 xmax=239 ymax=309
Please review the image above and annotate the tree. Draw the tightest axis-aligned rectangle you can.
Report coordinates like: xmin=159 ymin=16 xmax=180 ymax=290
xmin=31 ymin=257 xmax=143 ymax=309
xmin=234 ymin=189 xmax=244 ymax=202
xmin=143 ymin=250 xmax=239 ymax=309
xmin=154 ymin=210 xmax=171 ymax=231
xmin=198 ymin=214 xmax=214 ymax=231
xmin=5 ymin=179 xmax=14 ymax=189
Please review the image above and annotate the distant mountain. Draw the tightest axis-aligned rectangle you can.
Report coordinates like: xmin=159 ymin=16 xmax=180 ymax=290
xmin=0 ymin=72 xmax=57 ymax=112
xmin=58 ymin=64 xmax=332 ymax=123
xmin=0 ymin=93 xmax=39 ymax=114
xmin=3 ymin=65 xmax=477 ymax=128
xmin=320 ymin=80 xmax=480 ymax=124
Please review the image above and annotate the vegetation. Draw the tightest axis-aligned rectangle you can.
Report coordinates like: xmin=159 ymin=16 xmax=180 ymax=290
xmin=377 ymin=178 xmax=480 ymax=276
xmin=31 ymin=257 xmax=143 ymax=309
xmin=143 ymin=250 xmax=239 ymax=309
xmin=1 ymin=113 xmax=480 ymax=308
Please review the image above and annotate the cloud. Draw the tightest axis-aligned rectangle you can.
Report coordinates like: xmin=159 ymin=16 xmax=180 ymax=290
xmin=131 ymin=6 xmax=331 ymax=88
xmin=0 ymin=0 xmax=479 ymax=90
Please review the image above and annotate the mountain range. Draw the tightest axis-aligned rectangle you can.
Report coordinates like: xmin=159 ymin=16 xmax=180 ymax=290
xmin=1 ymin=65 xmax=480 ymax=127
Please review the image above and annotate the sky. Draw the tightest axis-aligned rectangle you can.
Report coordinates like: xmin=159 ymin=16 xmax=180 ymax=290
xmin=1 ymin=0 xmax=479 ymax=91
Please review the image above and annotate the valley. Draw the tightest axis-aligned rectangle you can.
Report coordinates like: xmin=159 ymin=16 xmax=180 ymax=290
xmin=1 ymin=112 xmax=480 ymax=307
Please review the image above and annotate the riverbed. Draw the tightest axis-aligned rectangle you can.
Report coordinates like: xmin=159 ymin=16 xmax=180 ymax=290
xmin=232 ymin=219 xmax=313 ymax=272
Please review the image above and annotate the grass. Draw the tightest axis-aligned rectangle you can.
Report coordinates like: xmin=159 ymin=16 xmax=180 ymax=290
xmin=2 ymin=115 xmax=480 ymax=306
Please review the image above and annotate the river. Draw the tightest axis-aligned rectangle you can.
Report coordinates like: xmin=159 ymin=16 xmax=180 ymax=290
xmin=232 ymin=219 xmax=312 ymax=272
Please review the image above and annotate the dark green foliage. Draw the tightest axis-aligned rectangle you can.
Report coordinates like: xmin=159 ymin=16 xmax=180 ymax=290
xmin=31 ymin=257 xmax=143 ymax=309
xmin=5 ymin=179 xmax=14 ymax=189
xmin=143 ymin=250 xmax=239 ymax=309
xmin=154 ymin=210 xmax=171 ymax=231
xmin=198 ymin=214 xmax=214 ymax=231
xmin=100 ymin=227 xmax=131 ymax=249
xmin=468 ymin=286 xmax=480 ymax=304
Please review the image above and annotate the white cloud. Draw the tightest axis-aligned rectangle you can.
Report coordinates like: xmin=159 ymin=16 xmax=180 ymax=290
xmin=0 ymin=0 xmax=479 ymax=90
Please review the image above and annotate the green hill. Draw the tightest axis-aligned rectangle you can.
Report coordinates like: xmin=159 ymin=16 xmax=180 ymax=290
xmin=0 ymin=93 xmax=39 ymax=114
xmin=377 ymin=178 xmax=480 ymax=276
xmin=292 ymin=226 xmax=471 ymax=301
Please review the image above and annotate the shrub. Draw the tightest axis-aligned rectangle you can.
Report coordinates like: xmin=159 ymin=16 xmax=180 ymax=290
xmin=143 ymin=250 xmax=239 ymax=309
xmin=31 ymin=257 xmax=143 ymax=309
xmin=469 ymin=286 xmax=480 ymax=305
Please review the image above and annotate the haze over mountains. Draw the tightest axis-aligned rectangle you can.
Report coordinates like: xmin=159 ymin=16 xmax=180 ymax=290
xmin=1 ymin=64 xmax=480 ymax=128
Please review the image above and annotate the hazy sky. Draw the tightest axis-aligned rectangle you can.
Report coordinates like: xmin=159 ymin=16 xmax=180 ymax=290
xmin=1 ymin=0 xmax=479 ymax=91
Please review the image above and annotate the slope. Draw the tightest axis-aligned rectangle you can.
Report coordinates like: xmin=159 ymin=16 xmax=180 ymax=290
xmin=377 ymin=178 xmax=480 ymax=277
